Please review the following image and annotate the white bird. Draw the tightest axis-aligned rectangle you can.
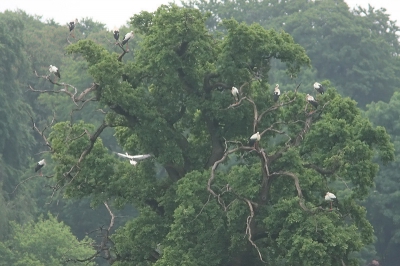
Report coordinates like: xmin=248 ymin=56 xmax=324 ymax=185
xmin=35 ymin=159 xmax=46 ymax=176
xmin=313 ymin=82 xmax=324 ymax=95
xmin=231 ymin=86 xmax=239 ymax=103
xmin=121 ymin=31 xmax=134 ymax=49
xmin=306 ymin=94 xmax=318 ymax=109
xmin=113 ymin=27 xmax=119 ymax=42
xmin=49 ymin=65 xmax=60 ymax=79
xmin=273 ymin=84 xmax=281 ymax=102
xmin=115 ymin=152 xmax=151 ymax=166
xmin=249 ymin=132 xmax=261 ymax=148
xmin=324 ymin=192 xmax=337 ymax=210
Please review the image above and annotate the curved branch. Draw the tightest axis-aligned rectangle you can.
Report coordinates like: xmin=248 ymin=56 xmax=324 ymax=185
xmin=245 ymin=98 xmax=258 ymax=133
xmin=30 ymin=113 xmax=55 ymax=151
xmin=303 ymin=163 xmax=339 ymax=176
xmin=207 ymin=140 xmax=254 ymax=209
xmin=271 ymin=171 xmax=310 ymax=212
xmin=243 ymin=198 xmax=267 ymax=264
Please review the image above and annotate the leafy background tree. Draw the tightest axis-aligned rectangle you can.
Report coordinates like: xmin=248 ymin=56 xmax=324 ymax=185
xmin=187 ymin=0 xmax=400 ymax=106
xmin=1 ymin=213 xmax=96 ymax=266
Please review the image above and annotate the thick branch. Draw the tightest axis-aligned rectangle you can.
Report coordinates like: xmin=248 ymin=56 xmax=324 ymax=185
xmin=208 ymin=140 xmax=255 ymax=209
xmin=31 ymin=71 xmax=99 ymax=106
xmin=303 ymin=163 xmax=339 ymax=175
xmin=245 ymin=98 xmax=258 ymax=133
xmin=205 ymin=117 xmax=225 ymax=168
xmin=30 ymin=113 xmax=55 ymax=151
xmin=244 ymin=198 xmax=267 ymax=264
xmin=77 ymin=121 xmax=108 ymax=164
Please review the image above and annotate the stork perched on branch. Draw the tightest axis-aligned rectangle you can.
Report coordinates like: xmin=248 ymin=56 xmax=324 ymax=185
xmin=306 ymin=94 xmax=318 ymax=109
xmin=121 ymin=31 xmax=134 ymax=50
xmin=313 ymin=82 xmax=324 ymax=95
xmin=35 ymin=159 xmax=46 ymax=176
xmin=273 ymin=84 xmax=280 ymax=102
xmin=231 ymin=86 xmax=239 ymax=103
xmin=249 ymin=132 xmax=260 ymax=149
xmin=68 ymin=19 xmax=78 ymax=38
xmin=113 ymin=27 xmax=119 ymax=43
xmin=324 ymin=192 xmax=337 ymax=210
xmin=49 ymin=65 xmax=60 ymax=81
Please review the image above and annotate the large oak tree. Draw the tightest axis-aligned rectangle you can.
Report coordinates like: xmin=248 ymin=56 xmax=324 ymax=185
xmin=32 ymin=4 xmax=394 ymax=265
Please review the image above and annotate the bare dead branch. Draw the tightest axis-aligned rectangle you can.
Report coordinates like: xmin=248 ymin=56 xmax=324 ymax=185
xmin=245 ymin=98 xmax=258 ymax=133
xmin=223 ymin=96 xmax=248 ymax=110
xmin=8 ymin=175 xmax=40 ymax=195
xmin=30 ymin=115 xmax=53 ymax=151
xmin=76 ymin=83 xmax=99 ymax=101
xmin=69 ymin=97 xmax=97 ymax=123
xmin=104 ymin=202 xmax=115 ymax=232
xmin=335 ymin=175 xmax=350 ymax=190
xmin=97 ymin=109 xmax=108 ymax=114
xmin=190 ymin=194 xmax=211 ymax=222
xmin=244 ymin=198 xmax=267 ymax=264
xmin=303 ymin=163 xmax=339 ymax=176
xmin=208 ymin=138 xmax=257 ymax=211
xmin=64 ymin=202 xmax=117 ymax=264
xmin=30 ymin=71 xmax=99 ymax=107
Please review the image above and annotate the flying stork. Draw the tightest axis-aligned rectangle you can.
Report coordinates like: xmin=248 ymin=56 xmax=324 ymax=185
xmin=306 ymin=94 xmax=318 ymax=109
xmin=231 ymin=86 xmax=239 ymax=103
xmin=35 ymin=159 xmax=46 ymax=176
xmin=115 ymin=152 xmax=151 ymax=166
xmin=49 ymin=65 xmax=60 ymax=81
xmin=68 ymin=19 xmax=78 ymax=38
xmin=113 ymin=27 xmax=119 ymax=43
xmin=249 ymin=132 xmax=261 ymax=148
xmin=314 ymin=82 xmax=324 ymax=94
xmin=273 ymin=84 xmax=281 ymax=102
xmin=121 ymin=31 xmax=134 ymax=50
xmin=324 ymin=192 xmax=337 ymax=210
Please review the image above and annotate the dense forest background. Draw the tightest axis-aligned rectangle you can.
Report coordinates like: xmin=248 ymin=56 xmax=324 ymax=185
xmin=0 ymin=0 xmax=399 ymax=265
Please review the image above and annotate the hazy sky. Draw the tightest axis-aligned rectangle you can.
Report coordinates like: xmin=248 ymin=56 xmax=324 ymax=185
xmin=1 ymin=0 xmax=399 ymax=30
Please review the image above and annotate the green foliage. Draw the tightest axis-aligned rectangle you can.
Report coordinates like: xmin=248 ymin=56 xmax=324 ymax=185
xmin=0 ymin=11 xmax=35 ymax=169
xmin=0 ymin=2 xmax=393 ymax=265
xmin=364 ymin=93 xmax=400 ymax=264
xmin=188 ymin=0 xmax=400 ymax=106
xmin=48 ymin=4 xmax=394 ymax=265
xmin=1 ymin=213 xmax=96 ymax=266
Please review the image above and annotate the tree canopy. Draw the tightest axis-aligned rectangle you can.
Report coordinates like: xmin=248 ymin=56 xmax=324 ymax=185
xmin=0 ymin=1 xmax=397 ymax=265
xmin=22 ymin=4 xmax=394 ymax=265
xmin=0 ymin=214 xmax=95 ymax=266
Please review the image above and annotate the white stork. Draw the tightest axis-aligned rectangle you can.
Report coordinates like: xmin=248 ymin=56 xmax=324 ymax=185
xmin=68 ymin=19 xmax=78 ymax=37
xmin=113 ymin=27 xmax=119 ymax=42
xmin=324 ymin=192 xmax=337 ymax=210
xmin=249 ymin=132 xmax=260 ymax=148
xmin=306 ymin=94 xmax=318 ymax=109
xmin=273 ymin=84 xmax=281 ymax=102
xmin=49 ymin=65 xmax=60 ymax=81
xmin=121 ymin=31 xmax=134 ymax=49
xmin=231 ymin=86 xmax=239 ymax=103
xmin=314 ymin=82 xmax=324 ymax=95
xmin=115 ymin=152 xmax=151 ymax=166
xmin=35 ymin=159 xmax=46 ymax=176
